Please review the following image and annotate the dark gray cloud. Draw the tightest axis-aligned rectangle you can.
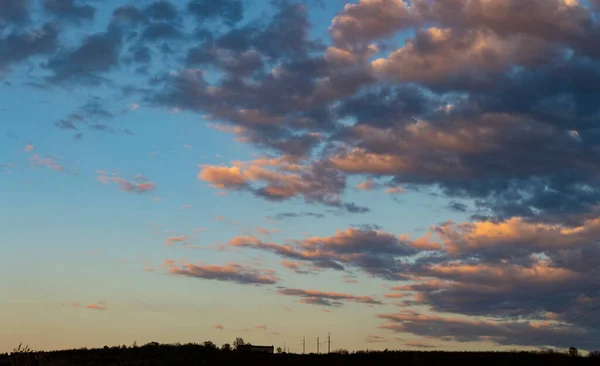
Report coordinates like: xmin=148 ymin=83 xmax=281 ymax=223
xmin=53 ymin=97 xmax=124 ymax=133
xmin=0 ymin=0 xmax=30 ymax=24
xmin=0 ymin=23 xmax=59 ymax=69
xmin=144 ymin=1 xmax=179 ymax=22
xmin=47 ymin=26 xmax=123 ymax=84
xmin=378 ymin=310 xmax=600 ymax=350
xmin=269 ymin=212 xmax=326 ymax=220
xmin=344 ymin=203 xmax=370 ymax=214
xmin=140 ymin=22 xmax=183 ymax=41
xmin=278 ymin=288 xmax=383 ymax=306
xmin=187 ymin=0 xmax=243 ymax=26
xmin=112 ymin=5 xmax=147 ymax=25
xmin=229 ymin=228 xmax=421 ymax=279
xmin=43 ymin=0 xmax=95 ymax=23
xmin=447 ymin=202 xmax=468 ymax=213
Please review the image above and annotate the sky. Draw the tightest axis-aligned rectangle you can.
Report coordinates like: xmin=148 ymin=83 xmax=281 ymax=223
xmin=2 ymin=0 xmax=600 ymax=354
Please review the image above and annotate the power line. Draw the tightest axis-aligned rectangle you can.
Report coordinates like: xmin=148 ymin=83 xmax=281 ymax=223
xmin=528 ymin=296 xmax=600 ymax=348
xmin=495 ymin=253 xmax=600 ymax=349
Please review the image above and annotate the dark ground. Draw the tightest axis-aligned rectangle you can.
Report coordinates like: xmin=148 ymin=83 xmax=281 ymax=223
xmin=2 ymin=343 xmax=600 ymax=366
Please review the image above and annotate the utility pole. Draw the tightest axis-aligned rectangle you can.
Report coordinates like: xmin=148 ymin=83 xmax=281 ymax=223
xmin=302 ymin=337 xmax=305 ymax=354
xmin=327 ymin=333 xmax=331 ymax=354
xmin=317 ymin=337 xmax=320 ymax=354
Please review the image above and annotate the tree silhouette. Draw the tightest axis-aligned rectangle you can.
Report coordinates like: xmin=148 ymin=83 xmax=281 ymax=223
xmin=233 ymin=337 xmax=245 ymax=350
xmin=203 ymin=341 xmax=218 ymax=350
xmin=569 ymin=347 xmax=579 ymax=357
xmin=221 ymin=343 xmax=232 ymax=352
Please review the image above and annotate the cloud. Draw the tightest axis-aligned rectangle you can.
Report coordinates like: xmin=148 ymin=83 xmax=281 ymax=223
xmin=255 ymin=324 xmax=268 ymax=330
xmin=47 ymin=27 xmax=122 ymax=84
xmin=214 ymin=324 xmax=224 ymax=330
xmin=85 ymin=301 xmax=107 ymax=310
xmin=229 ymin=228 xmax=424 ymax=279
xmin=199 ymin=166 xmax=250 ymax=189
xmin=144 ymin=0 xmax=179 ymax=22
xmin=254 ymin=227 xmax=278 ymax=236
xmin=165 ymin=261 xmax=278 ymax=285
xmin=421 ymin=216 xmax=600 ymax=260
xmin=329 ymin=0 xmax=417 ymax=48
xmin=29 ymin=154 xmax=64 ymax=172
xmin=378 ymin=310 xmax=598 ymax=349
xmin=24 ymin=144 xmax=34 ymax=153
xmin=164 ymin=235 xmax=187 ymax=246
xmin=199 ymin=159 xmax=364 ymax=212
xmin=385 ymin=187 xmax=406 ymax=195
xmin=404 ymin=342 xmax=436 ymax=349
xmin=43 ymin=0 xmax=96 ymax=23
xmin=365 ymin=335 xmax=387 ymax=343
xmin=342 ymin=275 xmax=357 ymax=283
xmin=0 ymin=0 xmax=30 ymax=24
xmin=187 ymin=0 xmax=243 ymax=26
xmin=268 ymin=212 xmax=326 ymax=220
xmin=97 ymin=172 xmax=156 ymax=194
xmin=355 ymin=179 xmax=377 ymax=190
xmin=447 ymin=201 xmax=468 ymax=213
xmin=280 ymin=260 xmax=319 ymax=275
xmin=0 ymin=23 xmax=60 ymax=70
xmin=278 ymin=288 xmax=382 ymax=307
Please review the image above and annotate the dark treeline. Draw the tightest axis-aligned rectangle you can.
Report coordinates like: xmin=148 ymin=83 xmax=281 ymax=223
xmin=2 ymin=341 xmax=600 ymax=366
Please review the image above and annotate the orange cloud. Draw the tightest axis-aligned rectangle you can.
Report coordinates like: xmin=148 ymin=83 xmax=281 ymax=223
xmin=255 ymin=227 xmax=278 ymax=236
xmin=385 ymin=187 xmax=406 ymax=194
xmin=421 ymin=216 xmax=600 ymax=256
xmin=214 ymin=324 xmax=224 ymax=330
xmin=355 ymin=179 xmax=377 ymax=190
xmin=85 ymin=301 xmax=107 ymax=310
xmin=164 ymin=235 xmax=187 ymax=246
xmin=199 ymin=166 xmax=249 ymax=189
xmin=329 ymin=148 xmax=407 ymax=174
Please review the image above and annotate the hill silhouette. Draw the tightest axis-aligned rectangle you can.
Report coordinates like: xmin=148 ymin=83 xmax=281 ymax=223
xmin=2 ymin=341 xmax=599 ymax=366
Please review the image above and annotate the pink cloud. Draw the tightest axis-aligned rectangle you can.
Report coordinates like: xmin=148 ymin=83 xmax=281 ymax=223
xmin=29 ymin=154 xmax=64 ymax=172
xmin=255 ymin=227 xmax=278 ymax=236
xmin=97 ymin=172 xmax=156 ymax=194
xmin=164 ymin=235 xmax=187 ymax=246
xmin=355 ymin=179 xmax=377 ymax=190
xmin=24 ymin=144 xmax=35 ymax=153
xmin=385 ymin=187 xmax=406 ymax=194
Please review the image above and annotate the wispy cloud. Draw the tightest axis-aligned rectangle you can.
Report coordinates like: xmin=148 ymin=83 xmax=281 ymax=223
xmin=277 ymin=288 xmax=382 ymax=307
xmin=97 ymin=171 xmax=155 ymax=193
xmin=165 ymin=261 xmax=278 ymax=285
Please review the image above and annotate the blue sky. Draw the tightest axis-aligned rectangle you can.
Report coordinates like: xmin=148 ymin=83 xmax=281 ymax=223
xmin=2 ymin=0 xmax=600 ymax=354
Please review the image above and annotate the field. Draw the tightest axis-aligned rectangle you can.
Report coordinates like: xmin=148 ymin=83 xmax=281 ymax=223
xmin=2 ymin=343 xmax=599 ymax=366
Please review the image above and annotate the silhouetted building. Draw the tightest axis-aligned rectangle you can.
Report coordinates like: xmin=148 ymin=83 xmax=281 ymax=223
xmin=237 ymin=345 xmax=274 ymax=354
